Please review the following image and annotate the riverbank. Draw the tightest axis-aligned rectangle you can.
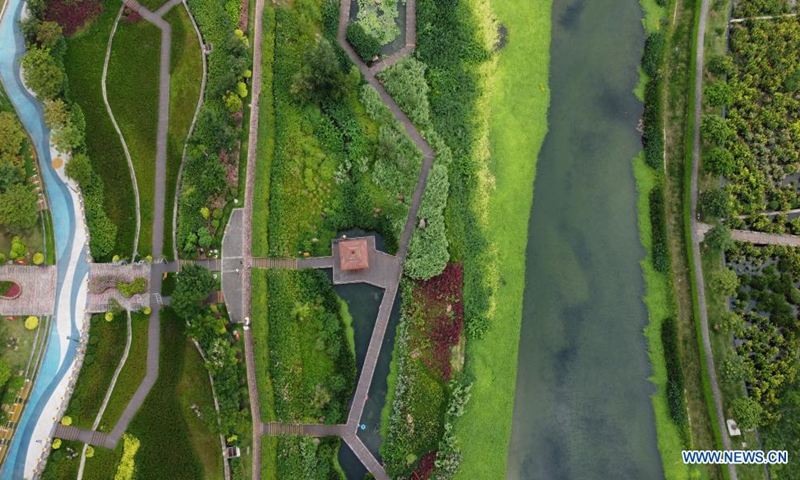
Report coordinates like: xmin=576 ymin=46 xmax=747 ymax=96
xmin=453 ymin=0 xmax=551 ymax=476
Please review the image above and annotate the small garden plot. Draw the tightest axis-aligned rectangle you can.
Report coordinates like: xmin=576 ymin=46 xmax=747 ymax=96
xmin=719 ymin=243 xmax=800 ymax=425
xmin=44 ymin=0 xmax=102 ymax=37
xmin=40 ymin=439 xmax=82 ymax=480
xmin=353 ymin=0 xmax=402 ymax=44
xmin=382 ymin=265 xmax=470 ymax=478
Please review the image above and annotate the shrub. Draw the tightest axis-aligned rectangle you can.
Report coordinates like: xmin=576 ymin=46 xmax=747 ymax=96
xmin=9 ymin=236 xmax=26 ymax=261
xmin=701 ymin=114 xmax=733 ymax=146
xmin=661 ymin=317 xmax=688 ymax=428
xmin=346 ymin=23 xmax=381 ymax=62
xmin=25 ymin=316 xmax=39 ymax=330
xmin=114 ymin=434 xmax=140 ymax=480
xmin=700 ymin=187 xmax=730 ymax=219
xmin=33 ymin=252 xmax=44 ymax=265
xmin=732 ymin=397 xmax=763 ymax=430
xmin=0 ymin=184 xmax=39 ymax=231
xmin=703 ymin=147 xmax=735 ymax=176
xmin=649 ymin=188 xmax=669 ymax=273
xmin=20 ymin=46 xmax=63 ymax=99
xmin=52 ymin=439 xmax=61 ymax=449
xmin=642 ymin=32 xmax=665 ymax=79
xmin=704 ymin=224 xmax=734 ymax=251
xmin=85 ymin=446 xmax=94 ymax=458
xmin=0 ymin=112 xmax=26 ymax=158
xmin=171 ymin=264 xmax=215 ymax=319
xmin=60 ymin=415 xmax=72 ymax=426
xmin=104 ymin=312 xmax=114 ymax=322
xmin=704 ymin=81 xmax=733 ymax=107
xmin=116 ymin=277 xmax=147 ymax=298
xmin=378 ymin=57 xmax=432 ymax=127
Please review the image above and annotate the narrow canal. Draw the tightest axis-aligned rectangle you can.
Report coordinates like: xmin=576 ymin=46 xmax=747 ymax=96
xmin=506 ymin=0 xmax=664 ymax=477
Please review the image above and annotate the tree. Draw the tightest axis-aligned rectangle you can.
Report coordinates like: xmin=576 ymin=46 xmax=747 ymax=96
xmin=701 ymin=115 xmax=733 ymax=146
xmin=732 ymin=397 xmax=763 ymax=430
xmin=171 ymin=264 xmax=215 ymax=319
xmin=703 ymin=147 xmax=735 ymax=176
xmin=704 ymin=82 xmax=733 ymax=107
xmin=0 ymin=112 xmax=26 ymax=158
xmin=708 ymin=55 xmax=735 ymax=77
xmin=710 ymin=268 xmax=739 ymax=297
xmin=700 ymin=188 xmax=730 ymax=219
xmin=51 ymin=120 xmax=83 ymax=153
xmin=704 ymin=223 xmax=734 ymax=251
xmin=292 ymin=38 xmax=345 ymax=104
xmin=43 ymin=99 xmax=69 ymax=130
xmin=722 ymin=354 xmax=751 ymax=383
xmin=34 ymin=21 xmax=63 ymax=49
xmin=65 ymin=153 xmax=93 ymax=186
xmin=0 ymin=159 xmax=25 ymax=193
xmin=0 ymin=184 xmax=39 ymax=231
xmin=346 ymin=23 xmax=381 ymax=62
xmin=21 ymin=46 xmax=63 ymax=100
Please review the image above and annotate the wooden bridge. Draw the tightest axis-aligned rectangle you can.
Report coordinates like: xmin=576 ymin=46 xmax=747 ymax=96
xmin=52 ymin=424 xmax=115 ymax=449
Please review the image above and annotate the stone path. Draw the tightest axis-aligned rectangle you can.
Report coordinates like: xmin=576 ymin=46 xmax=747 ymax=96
xmin=698 ymin=223 xmax=800 ymax=247
xmin=241 ymin=0 xmax=268 ymax=473
xmin=0 ymin=266 xmax=57 ymax=316
xmin=690 ymin=0 xmax=738 ymax=476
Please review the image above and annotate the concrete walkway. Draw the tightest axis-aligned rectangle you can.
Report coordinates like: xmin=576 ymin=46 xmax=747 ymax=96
xmin=690 ymin=0 xmax=737 ymax=476
xmin=0 ymin=266 xmax=57 ymax=316
xmin=698 ymin=223 xmax=800 ymax=247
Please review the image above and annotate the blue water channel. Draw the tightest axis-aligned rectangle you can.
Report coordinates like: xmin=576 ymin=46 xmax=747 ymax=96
xmin=0 ymin=0 xmax=88 ymax=477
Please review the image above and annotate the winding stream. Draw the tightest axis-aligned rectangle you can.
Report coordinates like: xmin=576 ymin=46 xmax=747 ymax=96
xmin=506 ymin=0 xmax=664 ymax=477
xmin=0 ymin=0 xmax=90 ymax=477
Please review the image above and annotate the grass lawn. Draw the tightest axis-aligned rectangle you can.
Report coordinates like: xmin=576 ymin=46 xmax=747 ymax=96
xmin=634 ymin=156 xmax=698 ymax=480
xmin=0 ymin=316 xmax=38 ymax=372
xmin=40 ymin=440 xmax=82 ymax=480
xmin=164 ymin=6 xmax=203 ymax=260
xmin=65 ymin=314 xmax=126 ymax=429
xmin=452 ymin=0 xmax=550 ymax=476
xmin=99 ymin=312 xmax=149 ymax=431
xmin=65 ymin=0 xmax=136 ymax=259
xmin=252 ymin=270 xmax=278 ymax=478
xmin=126 ymin=310 xmax=217 ymax=479
xmin=106 ymin=17 xmax=161 ymax=257
xmin=81 ymin=441 xmax=124 ymax=480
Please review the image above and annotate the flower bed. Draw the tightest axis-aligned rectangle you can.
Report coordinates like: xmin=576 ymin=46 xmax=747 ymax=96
xmin=44 ymin=0 xmax=102 ymax=37
xmin=0 ymin=281 xmax=21 ymax=300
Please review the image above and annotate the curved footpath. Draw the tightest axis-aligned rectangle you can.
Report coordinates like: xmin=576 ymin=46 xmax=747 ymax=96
xmin=689 ymin=0 xmax=737 ymax=478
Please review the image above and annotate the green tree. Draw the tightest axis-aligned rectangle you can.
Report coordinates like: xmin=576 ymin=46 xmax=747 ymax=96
xmin=51 ymin=120 xmax=83 ymax=153
xmin=64 ymin=153 xmax=93 ymax=186
xmin=0 ymin=184 xmax=38 ymax=231
xmin=704 ymin=223 xmax=734 ymax=251
xmin=43 ymin=98 xmax=69 ymax=130
xmin=708 ymin=55 xmax=735 ymax=77
xmin=704 ymin=81 xmax=733 ymax=107
xmin=0 ymin=112 xmax=26 ymax=158
xmin=701 ymin=115 xmax=733 ymax=146
xmin=732 ymin=397 xmax=763 ymax=430
xmin=704 ymin=147 xmax=735 ymax=176
xmin=171 ymin=264 xmax=215 ymax=319
xmin=0 ymin=159 xmax=25 ymax=193
xmin=700 ymin=188 xmax=730 ymax=219
xmin=292 ymin=38 xmax=344 ymax=104
xmin=710 ymin=268 xmax=739 ymax=297
xmin=722 ymin=354 xmax=751 ymax=383
xmin=34 ymin=21 xmax=63 ymax=49
xmin=21 ymin=46 xmax=63 ymax=100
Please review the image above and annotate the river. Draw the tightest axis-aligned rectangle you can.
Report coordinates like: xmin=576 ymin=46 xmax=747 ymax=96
xmin=505 ymin=0 xmax=664 ymax=478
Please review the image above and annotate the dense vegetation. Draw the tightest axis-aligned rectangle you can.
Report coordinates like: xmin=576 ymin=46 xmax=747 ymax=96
xmin=178 ymin=0 xmax=249 ymax=257
xmin=31 ymin=0 xmax=119 ymax=259
xmin=0 ymin=112 xmax=38 ymax=233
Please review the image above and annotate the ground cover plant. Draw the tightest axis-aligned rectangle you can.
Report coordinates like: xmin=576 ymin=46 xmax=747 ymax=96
xmin=39 ymin=439 xmax=82 ymax=480
xmin=106 ymin=17 xmax=160 ymax=256
xmin=164 ymin=6 xmax=203 ymax=259
xmin=264 ymin=0 xmax=414 ymax=259
xmin=63 ymin=314 xmax=126 ymax=429
xmin=41 ymin=0 xmax=130 ymax=259
xmin=178 ymin=0 xmax=250 ymax=258
xmin=98 ymin=312 xmax=148 ymax=431
xmin=381 ymin=265 xmax=473 ymax=478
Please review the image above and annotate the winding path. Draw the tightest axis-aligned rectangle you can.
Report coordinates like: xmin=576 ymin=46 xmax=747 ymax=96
xmin=690 ymin=0 xmax=737 ymax=477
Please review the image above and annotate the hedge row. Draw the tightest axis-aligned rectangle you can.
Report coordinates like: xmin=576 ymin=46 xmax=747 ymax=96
xmin=641 ymin=33 xmax=665 ymax=171
xmin=649 ymin=187 xmax=670 ymax=273
xmin=346 ymin=23 xmax=381 ymax=63
xmin=661 ymin=317 xmax=688 ymax=429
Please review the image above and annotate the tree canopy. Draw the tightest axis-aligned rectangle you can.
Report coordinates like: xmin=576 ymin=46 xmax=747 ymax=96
xmin=0 ymin=184 xmax=39 ymax=231
xmin=171 ymin=264 xmax=215 ymax=319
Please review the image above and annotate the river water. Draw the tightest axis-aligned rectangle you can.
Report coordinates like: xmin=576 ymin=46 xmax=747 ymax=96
xmin=506 ymin=0 xmax=664 ymax=478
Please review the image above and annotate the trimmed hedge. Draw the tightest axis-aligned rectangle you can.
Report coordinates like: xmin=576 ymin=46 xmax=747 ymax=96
xmin=661 ymin=317 xmax=688 ymax=429
xmin=648 ymin=187 xmax=669 ymax=273
xmin=346 ymin=23 xmax=381 ymax=62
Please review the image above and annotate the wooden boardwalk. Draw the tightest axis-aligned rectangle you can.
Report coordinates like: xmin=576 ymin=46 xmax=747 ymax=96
xmin=251 ymin=258 xmax=297 ymax=269
xmin=263 ymin=423 xmax=346 ymax=437
xmin=53 ymin=425 xmax=114 ymax=449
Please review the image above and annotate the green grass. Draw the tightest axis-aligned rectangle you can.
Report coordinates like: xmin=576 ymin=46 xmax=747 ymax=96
xmin=452 ymin=0 xmax=551 ymax=476
xmin=65 ymin=1 xmax=136 ymax=259
xmin=251 ymin=269 xmax=277 ymax=473
xmin=42 ymin=210 xmax=56 ymax=265
xmin=106 ymin=18 xmax=161 ymax=257
xmin=164 ymin=6 xmax=204 ymax=260
xmin=0 ymin=316 xmax=38 ymax=372
xmin=178 ymin=338 xmax=225 ymax=480
xmin=40 ymin=440 xmax=82 ymax=480
xmin=634 ymin=156 xmax=699 ymax=480
xmin=82 ymin=441 xmax=124 ymax=480
xmin=99 ymin=312 xmax=149 ymax=431
xmin=65 ymin=314 xmax=127 ymax=429
xmin=252 ymin=6 xmax=275 ymax=258
xmin=126 ymin=310 xmax=215 ymax=479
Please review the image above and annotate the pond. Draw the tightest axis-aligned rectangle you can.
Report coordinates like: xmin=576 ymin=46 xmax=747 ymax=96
xmin=506 ymin=0 xmax=664 ymax=477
